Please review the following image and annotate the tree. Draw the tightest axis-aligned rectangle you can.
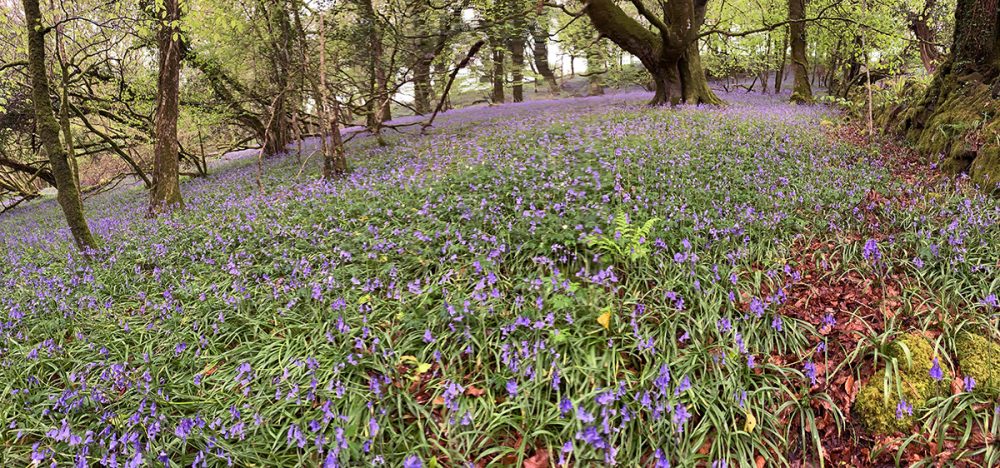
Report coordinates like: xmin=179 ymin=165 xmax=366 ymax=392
xmin=581 ymin=0 xmax=723 ymax=105
xmin=530 ymin=14 xmax=560 ymax=94
xmin=789 ymin=0 xmax=813 ymax=103
xmin=902 ymin=0 xmax=999 ymax=190
xmin=317 ymin=10 xmax=347 ymax=179
xmin=908 ymin=0 xmax=943 ymax=73
xmin=21 ymin=0 xmax=97 ymax=251
xmin=150 ymin=0 xmax=185 ymax=215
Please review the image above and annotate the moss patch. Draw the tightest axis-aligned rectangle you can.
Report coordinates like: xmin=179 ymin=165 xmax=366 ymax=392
xmin=853 ymin=334 xmax=950 ymax=434
xmin=875 ymin=61 xmax=1000 ymax=194
xmin=956 ymin=332 xmax=1000 ymax=395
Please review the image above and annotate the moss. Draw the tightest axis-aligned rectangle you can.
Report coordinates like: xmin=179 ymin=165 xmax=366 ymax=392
xmin=854 ymin=369 xmax=924 ymax=434
xmin=955 ymin=332 xmax=1000 ymax=395
xmin=854 ymin=334 xmax=950 ymax=434
xmin=970 ymin=145 xmax=1000 ymax=194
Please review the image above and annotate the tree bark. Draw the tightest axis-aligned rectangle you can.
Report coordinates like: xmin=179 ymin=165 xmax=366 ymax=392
xmin=262 ymin=0 xmax=293 ymax=156
xmin=951 ymin=0 xmax=999 ymax=74
xmin=149 ymin=0 xmax=184 ymax=215
xmin=510 ymin=35 xmax=525 ymax=102
xmin=582 ymin=0 xmax=721 ymax=106
xmin=413 ymin=53 xmax=433 ymax=114
xmin=789 ymin=0 xmax=813 ymax=103
xmin=902 ymin=0 xmax=1000 ymax=190
xmin=317 ymin=11 xmax=346 ymax=179
xmin=360 ymin=0 xmax=390 ymax=129
xmin=492 ymin=47 xmax=505 ymax=104
xmin=531 ymin=20 xmax=560 ymax=94
xmin=22 ymin=0 xmax=97 ymax=251
xmin=775 ymin=25 xmax=788 ymax=92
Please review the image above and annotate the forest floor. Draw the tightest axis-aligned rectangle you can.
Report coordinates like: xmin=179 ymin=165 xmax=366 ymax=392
xmin=1 ymin=91 xmax=997 ymax=467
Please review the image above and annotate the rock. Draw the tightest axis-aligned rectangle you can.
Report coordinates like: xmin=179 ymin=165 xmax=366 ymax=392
xmin=853 ymin=333 xmax=950 ymax=434
xmin=955 ymin=332 xmax=1000 ymax=395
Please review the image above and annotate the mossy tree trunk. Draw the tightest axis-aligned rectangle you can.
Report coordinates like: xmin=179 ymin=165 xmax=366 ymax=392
xmin=22 ymin=0 xmax=98 ymax=252
xmin=262 ymin=0 xmax=293 ymax=156
xmin=150 ymin=0 xmax=184 ymax=215
xmin=582 ymin=0 xmax=722 ymax=106
xmin=510 ymin=35 xmax=525 ymax=102
xmin=413 ymin=53 xmax=433 ymax=114
xmin=789 ymin=0 xmax=813 ymax=103
xmin=492 ymin=47 xmax=505 ymax=104
xmin=904 ymin=0 xmax=1000 ymax=191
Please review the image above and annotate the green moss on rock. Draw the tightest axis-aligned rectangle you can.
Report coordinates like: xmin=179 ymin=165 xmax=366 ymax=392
xmin=969 ymin=146 xmax=1000 ymax=194
xmin=956 ymin=332 xmax=1000 ymax=395
xmin=853 ymin=334 xmax=950 ymax=434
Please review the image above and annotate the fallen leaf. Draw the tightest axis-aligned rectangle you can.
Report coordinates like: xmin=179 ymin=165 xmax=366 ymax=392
xmin=597 ymin=311 xmax=611 ymax=330
xmin=744 ymin=411 xmax=757 ymax=433
xmin=524 ymin=448 xmax=549 ymax=468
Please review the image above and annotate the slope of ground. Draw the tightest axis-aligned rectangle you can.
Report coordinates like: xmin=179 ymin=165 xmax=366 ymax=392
xmin=1 ymin=92 xmax=997 ymax=466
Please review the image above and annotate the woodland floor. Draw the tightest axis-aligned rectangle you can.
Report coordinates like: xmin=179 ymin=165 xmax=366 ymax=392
xmin=0 ymin=91 xmax=997 ymax=467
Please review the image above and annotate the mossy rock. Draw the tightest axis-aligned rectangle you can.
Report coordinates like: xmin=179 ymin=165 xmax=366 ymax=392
xmin=888 ymin=333 xmax=937 ymax=375
xmin=969 ymin=146 xmax=1000 ymax=194
xmin=853 ymin=334 xmax=950 ymax=434
xmin=955 ymin=332 xmax=1000 ymax=395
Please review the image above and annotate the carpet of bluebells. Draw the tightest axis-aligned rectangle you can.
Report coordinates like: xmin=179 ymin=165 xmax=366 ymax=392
xmin=1 ymin=91 xmax=998 ymax=467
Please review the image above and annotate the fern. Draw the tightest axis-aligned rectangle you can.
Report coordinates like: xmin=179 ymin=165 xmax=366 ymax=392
xmin=586 ymin=210 xmax=660 ymax=264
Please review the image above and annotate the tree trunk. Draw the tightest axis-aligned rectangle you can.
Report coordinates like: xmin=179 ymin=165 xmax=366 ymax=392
xmin=531 ymin=21 xmax=560 ymax=94
xmin=951 ymin=0 xmax=999 ymax=74
xmin=317 ymin=11 xmax=346 ymax=179
xmin=22 ymin=0 xmax=97 ymax=252
xmin=789 ymin=0 xmax=813 ymax=103
xmin=413 ymin=54 xmax=433 ymax=114
xmin=510 ymin=36 xmax=525 ymax=102
xmin=492 ymin=47 xmax=505 ymax=104
xmin=582 ymin=0 xmax=722 ymax=106
xmin=680 ymin=42 xmax=723 ymax=105
xmin=263 ymin=0 xmax=293 ymax=156
xmin=361 ymin=0 xmax=390 ymax=129
xmin=150 ymin=0 xmax=184 ymax=215
xmin=761 ymin=34 xmax=771 ymax=94
xmin=903 ymin=0 xmax=1000 ymax=191
xmin=909 ymin=11 xmax=941 ymax=73
xmin=586 ymin=39 xmax=606 ymax=96
xmin=775 ymin=26 xmax=788 ymax=93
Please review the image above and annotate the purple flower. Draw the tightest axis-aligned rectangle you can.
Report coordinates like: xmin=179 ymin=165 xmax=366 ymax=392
xmin=929 ymin=358 xmax=943 ymax=381
xmin=559 ymin=398 xmax=573 ymax=416
xmin=862 ymin=238 xmax=881 ymax=264
xmin=803 ymin=361 xmax=817 ymax=386
xmin=896 ymin=399 xmax=913 ymax=419
xmin=654 ymin=448 xmax=671 ymax=468
xmin=963 ymin=376 xmax=976 ymax=392
xmin=672 ymin=404 xmax=691 ymax=432
xmin=821 ymin=313 xmax=836 ymax=328
xmin=505 ymin=380 xmax=518 ymax=398
xmin=403 ymin=455 xmax=423 ymax=468
xmin=674 ymin=376 xmax=691 ymax=395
